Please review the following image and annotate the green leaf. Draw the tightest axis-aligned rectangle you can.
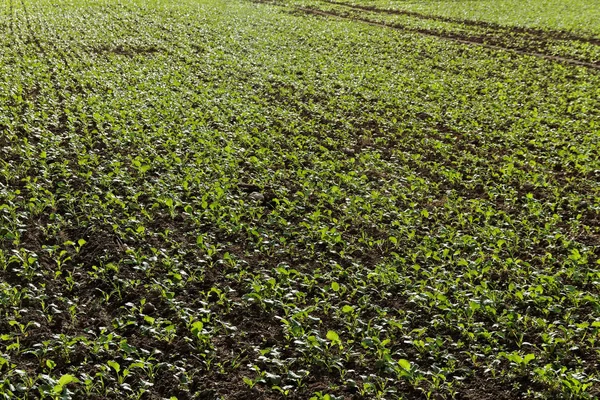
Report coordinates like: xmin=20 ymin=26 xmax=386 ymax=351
xmin=331 ymin=282 xmax=340 ymax=292
xmin=523 ymin=354 xmax=535 ymax=364
xmin=191 ymin=321 xmax=204 ymax=336
xmin=326 ymin=330 xmax=340 ymax=343
xmin=120 ymin=341 xmax=136 ymax=354
xmin=508 ymin=354 xmax=522 ymax=364
xmin=288 ymin=371 xmax=303 ymax=379
xmin=46 ymin=359 xmax=56 ymax=370
xmin=54 ymin=374 xmax=79 ymax=393
xmin=58 ymin=374 xmax=79 ymax=386
xmin=398 ymin=359 xmax=411 ymax=371
xmin=107 ymin=360 xmax=120 ymax=373
xmin=144 ymin=315 xmax=155 ymax=325
xmin=342 ymin=305 xmax=354 ymax=313
xmin=192 ymin=321 xmax=203 ymax=330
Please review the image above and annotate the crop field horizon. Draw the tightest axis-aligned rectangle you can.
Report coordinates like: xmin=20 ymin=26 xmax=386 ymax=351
xmin=1 ymin=0 xmax=599 ymax=399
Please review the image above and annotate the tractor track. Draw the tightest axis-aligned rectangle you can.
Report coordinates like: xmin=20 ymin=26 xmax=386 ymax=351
xmin=295 ymin=6 xmax=600 ymax=71
xmin=17 ymin=0 xmax=87 ymax=140
xmin=8 ymin=0 xmax=14 ymax=37
xmin=321 ymin=0 xmax=600 ymax=47
xmin=18 ymin=0 xmax=65 ymax=103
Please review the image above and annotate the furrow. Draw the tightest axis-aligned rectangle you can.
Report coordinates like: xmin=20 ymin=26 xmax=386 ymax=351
xmin=296 ymin=6 xmax=600 ymax=70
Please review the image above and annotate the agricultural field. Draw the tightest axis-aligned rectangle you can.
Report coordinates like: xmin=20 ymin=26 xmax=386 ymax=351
xmin=0 ymin=0 xmax=599 ymax=399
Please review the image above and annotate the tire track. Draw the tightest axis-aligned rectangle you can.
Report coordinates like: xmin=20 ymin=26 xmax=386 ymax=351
xmin=321 ymin=0 xmax=600 ymax=47
xmin=10 ymin=0 xmax=27 ymax=60
xmin=73 ymin=2 xmax=177 ymax=61
xmin=8 ymin=0 xmax=14 ymax=37
xmin=18 ymin=0 xmax=59 ymax=85
xmin=3 ymin=0 xmax=24 ymax=53
xmin=18 ymin=0 xmax=71 ymax=137
xmin=22 ymin=0 xmax=116 ymax=102
xmin=0 ymin=0 xmax=14 ymax=150
xmin=316 ymin=0 xmax=600 ymax=65
xmin=0 ymin=0 xmax=26 ymax=149
xmin=295 ymin=6 xmax=600 ymax=70
xmin=26 ymin=0 xmax=125 ymax=156
xmin=20 ymin=0 xmax=101 ymax=89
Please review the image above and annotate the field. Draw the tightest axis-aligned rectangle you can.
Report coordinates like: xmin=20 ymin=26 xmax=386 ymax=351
xmin=0 ymin=0 xmax=599 ymax=399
